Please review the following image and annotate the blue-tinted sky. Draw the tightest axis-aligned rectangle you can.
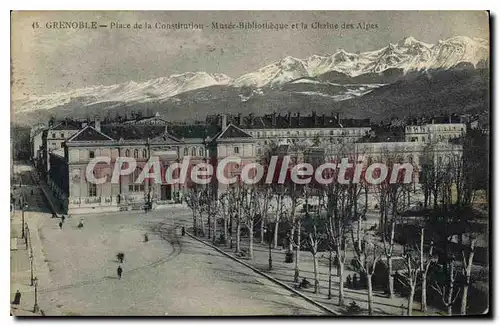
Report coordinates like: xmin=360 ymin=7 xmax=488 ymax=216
xmin=11 ymin=11 xmax=489 ymax=96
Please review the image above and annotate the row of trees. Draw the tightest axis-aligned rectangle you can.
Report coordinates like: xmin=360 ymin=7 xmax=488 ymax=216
xmin=183 ymin=140 xmax=484 ymax=316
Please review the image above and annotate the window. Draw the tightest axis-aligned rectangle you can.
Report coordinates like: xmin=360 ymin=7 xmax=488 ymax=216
xmin=60 ymin=133 xmax=64 ymax=138
xmin=60 ymin=143 xmax=64 ymax=148
xmin=52 ymin=133 xmax=56 ymax=138
xmin=234 ymin=146 xmax=240 ymax=154
xmin=184 ymin=147 xmax=188 ymax=156
xmin=133 ymin=149 xmax=139 ymax=158
xmin=199 ymin=148 xmax=204 ymax=157
xmin=88 ymin=182 xmax=97 ymax=197
xmin=51 ymin=142 xmax=57 ymax=148
xmin=125 ymin=149 xmax=130 ymax=157
xmin=191 ymin=148 xmax=196 ymax=156
xmin=142 ymin=149 xmax=148 ymax=158
xmin=129 ymin=168 xmax=145 ymax=192
xmin=89 ymin=151 xmax=95 ymax=159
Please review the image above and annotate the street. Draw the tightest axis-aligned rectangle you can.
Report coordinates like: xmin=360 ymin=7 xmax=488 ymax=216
xmin=24 ymin=201 xmax=326 ymax=315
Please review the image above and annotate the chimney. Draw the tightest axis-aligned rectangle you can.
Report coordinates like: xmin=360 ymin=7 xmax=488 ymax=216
xmin=238 ymin=113 xmax=243 ymax=126
xmin=432 ymin=118 xmax=435 ymax=124
xmin=322 ymin=114 xmax=326 ymax=126
xmin=336 ymin=112 xmax=340 ymax=122
xmin=94 ymin=117 xmax=101 ymax=131
xmin=272 ymin=113 xmax=277 ymax=127
xmin=221 ymin=114 xmax=227 ymax=129
xmin=449 ymin=115 xmax=452 ymax=124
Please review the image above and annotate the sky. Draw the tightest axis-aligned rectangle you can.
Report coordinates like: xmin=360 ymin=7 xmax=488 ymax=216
xmin=11 ymin=11 xmax=490 ymax=96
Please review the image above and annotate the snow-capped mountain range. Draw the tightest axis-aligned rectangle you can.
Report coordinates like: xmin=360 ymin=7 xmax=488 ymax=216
xmin=14 ymin=36 xmax=488 ymax=115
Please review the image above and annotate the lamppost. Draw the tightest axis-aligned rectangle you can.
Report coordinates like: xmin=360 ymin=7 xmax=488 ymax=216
xmin=21 ymin=199 xmax=28 ymax=239
xmin=267 ymin=223 xmax=273 ymax=271
xmin=33 ymin=277 xmax=39 ymax=313
xmin=29 ymin=252 xmax=34 ymax=286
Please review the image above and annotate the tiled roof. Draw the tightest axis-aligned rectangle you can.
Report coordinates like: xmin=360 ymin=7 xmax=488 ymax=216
xmin=68 ymin=126 xmax=114 ymax=142
xmin=209 ymin=113 xmax=371 ymax=129
xmin=168 ymin=124 xmax=221 ymax=140
xmin=100 ymin=125 xmax=165 ymax=140
xmin=50 ymin=120 xmax=81 ymax=130
xmin=216 ymin=124 xmax=252 ymax=139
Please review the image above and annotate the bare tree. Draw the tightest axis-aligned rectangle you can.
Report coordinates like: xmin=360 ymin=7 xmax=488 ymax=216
xmin=352 ymin=233 xmax=382 ymax=316
xmin=305 ymin=223 xmax=324 ymax=294
xmin=431 ymin=258 xmax=461 ymax=316
xmin=460 ymin=236 xmax=477 ymax=315
xmin=184 ymin=185 xmax=203 ymax=236
xmin=419 ymin=228 xmax=436 ymax=314
xmin=399 ymin=247 xmax=420 ymax=316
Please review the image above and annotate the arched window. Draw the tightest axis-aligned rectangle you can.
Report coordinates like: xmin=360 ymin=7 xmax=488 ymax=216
xmin=184 ymin=147 xmax=188 ymax=156
xmin=199 ymin=148 xmax=204 ymax=157
xmin=191 ymin=147 xmax=197 ymax=156
xmin=133 ymin=149 xmax=139 ymax=158
xmin=142 ymin=149 xmax=148 ymax=158
xmin=125 ymin=149 xmax=130 ymax=157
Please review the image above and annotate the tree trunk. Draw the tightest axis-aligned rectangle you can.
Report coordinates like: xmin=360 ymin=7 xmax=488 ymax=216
xmin=461 ymin=284 xmax=469 ymax=315
xmin=228 ymin=215 xmax=233 ymax=249
xmin=447 ymin=279 xmax=454 ymax=316
xmin=294 ymin=221 xmax=301 ymax=283
xmin=328 ymin=250 xmax=332 ymax=299
xmin=223 ymin=217 xmax=228 ymax=245
xmin=273 ymin=221 xmax=279 ymax=249
xmin=192 ymin=211 xmax=197 ymax=236
xmin=289 ymin=224 xmax=295 ymax=253
xmin=338 ymin=260 xmax=345 ymax=306
xmin=248 ymin=219 xmax=254 ymax=259
xmin=387 ymin=257 xmax=394 ymax=298
xmin=408 ymin=285 xmax=415 ymax=316
xmin=367 ymin=274 xmax=374 ymax=316
xmin=260 ymin=218 xmax=265 ymax=244
xmin=199 ymin=213 xmax=205 ymax=236
xmin=421 ymin=276 xmax=427 ymax=313
xmin=313 ymin=253 xmax=319 ymax=294
xmin=212 ymin=214 xmax=217 ymax=243
xmin=236 ymin=217 xmax=241 ymax=253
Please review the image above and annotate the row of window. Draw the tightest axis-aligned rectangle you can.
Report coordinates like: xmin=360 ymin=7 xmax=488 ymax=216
xmin=249 ymin=129 xmax=369 ymax=138
xmin=50 ymin=132 xmax=65 ymax=139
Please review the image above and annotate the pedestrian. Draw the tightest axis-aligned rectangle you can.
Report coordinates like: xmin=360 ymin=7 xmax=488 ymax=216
xmin=61 ymin=215 xmax=65 ymax=224
xmin=12 ymin=290 xmax=21 ymax=306
xmin=181 ymin=226 xmax=185 ymax=236
xmin=117 ymin=265 xmax=123 ymax=279
xmin=58 ymin=221 xmax=63 ymax=229
xmin=353 ymin=273 xmax=359 ymax=290
xmin=78 ymin=218 xmax=84 ymax=229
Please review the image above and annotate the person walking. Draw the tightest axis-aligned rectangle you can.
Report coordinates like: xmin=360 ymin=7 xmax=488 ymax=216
xmin=12 ymin=290 xmax=21 ymax=306
xmin=117 ymin=265 xmax=123 ymax=279
xmin=58 ymin=221 xmax=63 ymax=229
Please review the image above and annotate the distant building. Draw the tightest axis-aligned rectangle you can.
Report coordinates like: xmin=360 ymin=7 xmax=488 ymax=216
xmin=405 ymin=120 xmax=466 ymax=143
xmin=37 ymin=112 xmax=464 ymax=215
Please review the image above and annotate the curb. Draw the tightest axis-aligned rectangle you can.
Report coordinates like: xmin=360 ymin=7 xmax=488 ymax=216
xmin=186 ymin=232 xmax=340 ymax=316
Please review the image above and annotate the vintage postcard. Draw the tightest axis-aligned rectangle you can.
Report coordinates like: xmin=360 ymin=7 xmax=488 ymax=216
xmin=10 ymin=11 xmax=490 ymax=316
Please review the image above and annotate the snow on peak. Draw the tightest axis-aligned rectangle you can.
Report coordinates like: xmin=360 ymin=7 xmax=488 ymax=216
xmin=15 ymin=71 xmax=232 ymax=114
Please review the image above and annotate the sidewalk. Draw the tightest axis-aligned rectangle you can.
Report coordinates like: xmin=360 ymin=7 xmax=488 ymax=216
xmin=196 ymin=234 xmax=441 ymax=316
xmin=10 ymin=211 xmax=43 ymax=316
